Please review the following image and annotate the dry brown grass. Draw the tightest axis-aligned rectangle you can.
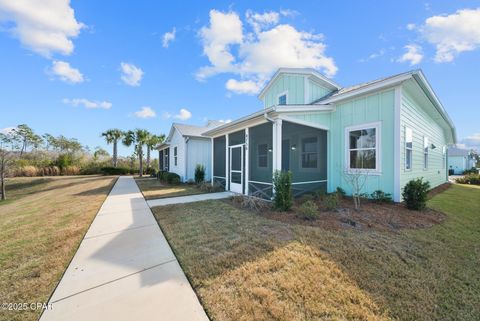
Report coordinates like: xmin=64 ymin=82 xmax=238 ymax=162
xmin=135 ymin=177 xmax=204 ymax=200
xmin=0 ymin=175 xmax=116 ymax=321
xmin=152 ymin=184 xmax=480 ymax=321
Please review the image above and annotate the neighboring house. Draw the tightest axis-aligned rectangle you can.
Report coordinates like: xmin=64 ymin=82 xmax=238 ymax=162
xmin=448 ymin=147 xmax=476 ymax=174
xmin=203 ymin=68 xmax=456 ymax=202
xmin=157 ymin=121 xmax=223 ymax=182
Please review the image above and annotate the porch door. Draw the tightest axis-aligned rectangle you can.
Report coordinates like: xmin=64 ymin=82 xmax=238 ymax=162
xmin=229 ymin=145 xmax=243 ymax=193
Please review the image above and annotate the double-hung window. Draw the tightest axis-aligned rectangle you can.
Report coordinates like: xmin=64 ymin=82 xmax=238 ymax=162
xmin=301 ymin=137 xmax=318 ymax=168
xmin=258 ymin=143 xmax=268 ymax=168
xmin=405 ymin=127 xmax=413 ymax=170
xmin=346 ymin=122 xmax=380 ymax=172
xmin=423 ymin=137 xmax=428 ymax=170
xmin=174 ymin=146 xmax=178 ymax=166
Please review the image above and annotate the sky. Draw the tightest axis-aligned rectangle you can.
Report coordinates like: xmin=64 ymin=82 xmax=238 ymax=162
xmin=1 ymin=0 xmax=479 ymax=156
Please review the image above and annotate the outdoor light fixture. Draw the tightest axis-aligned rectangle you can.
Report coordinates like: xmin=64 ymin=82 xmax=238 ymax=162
xmin=291 ymin=144 xmax=297 ymax=151
xmin=431 ymin=144 xmax=437 ymax=150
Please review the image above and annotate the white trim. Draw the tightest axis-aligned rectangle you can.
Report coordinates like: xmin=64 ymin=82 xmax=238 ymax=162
xmin=249 ymin=180 xmax=273 ymax=185
xmin=291 ymin=180 xmax=327 ymax=185
xmin=404 ymin=127 xmax=413 ymax=171
xmin=276 ymin=119 xmax=282 ymax=173
xmin=210 ymin=137 xmax=214 ymax=185
xmin=229 ymin=145 xmax=243 ymax=193
xmin=277 ymin=91 xmax=288 ymax=105
xmin=277 ymin=115 xmax=330 ymax=131
xmin=344 ymin=121 xmax=382 ymax=174
xmin=394 ymin=86 xmax=401 ymax=202
xmin=225 ymin=134 xmax=229 ymax=190
xmin=213 ymin=175 xmax=226 ymax=179
xmin=245 ymin=127 xmax=249 ymax=195
xmin=423 ymin=136 xmax=429 ymax=170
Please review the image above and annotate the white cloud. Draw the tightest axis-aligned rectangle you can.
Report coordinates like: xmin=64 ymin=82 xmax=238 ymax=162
xmin=460 ymin=133 xmax=480 ymax=150
xmin=63 ymin=98 xmax=112 ymax=109
xmin=174 ymin=108 xmax=192 ymax=121
xmin=225 ymin=79 xmax=261 ymax=95
xmin=0 ymin=0 xmax=84 ymax=57
xmin=397 ymin=44 xmax=423 ymax=65
xmin=0 ymin=127 xmax=15 ymax=134
xmin=134 ymin=106 xmax=156 ymax=119
xmin=49 ymin=60 xmax=84 ymax=83
xmin=218 ymin=119 xmax=232 ymax=123
xmin=120 ymin=62 xmax=143 ymax=86
xmin=197 ymin=9 xmax=337 ymax=95
xmin=421 ymin=8 xmax=480 ymax=62
xmin=406 ymin=23 xmax=416 ymax=31
xmin=162 ymin=27 xmax=176 ymax=48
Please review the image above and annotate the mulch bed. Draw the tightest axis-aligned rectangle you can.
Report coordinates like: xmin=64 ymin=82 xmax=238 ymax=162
xmin=229 ymin=194 xmax=447 ymax=233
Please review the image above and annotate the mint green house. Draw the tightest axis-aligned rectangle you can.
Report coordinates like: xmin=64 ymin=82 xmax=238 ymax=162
xmin=204 ymin=68 xmax=456 ymax=202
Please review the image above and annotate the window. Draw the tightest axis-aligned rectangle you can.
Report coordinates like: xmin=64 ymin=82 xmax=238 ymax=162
xmin=346 ymin=123 xmax=380 ymax=171
xmin=423 ymin=136 xmax=428 ymax=170
xmin=278 ymin=92 xmax=287 ymax=105
xmin=442 ymin=145 xmax=446 ymax=169
xmin=301 ymin=137 xmax=318 ymax=168
xmin=258 ymin=143 xmax=268 ymax=168
xmin=174 ymin=146 xmax=178 ymax=166
xmin=405 ymin=127 xmax=413 ymax=170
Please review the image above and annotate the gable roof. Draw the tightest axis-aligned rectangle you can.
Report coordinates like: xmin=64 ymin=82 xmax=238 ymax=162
xmin=161 ymin=121 xmax=224 ymax=147
xmin=257 ymin=68 xmax=341 ymax=100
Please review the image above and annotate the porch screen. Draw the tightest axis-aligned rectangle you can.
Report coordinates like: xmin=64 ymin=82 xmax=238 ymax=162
xmin=248 ymin=122 xmax=273 ymax=199
xmin=229 ymin=130 xmax=245 ymax=146
xmin=282 ymin=121 xmax=327 ymax=196
xmin=213 ymin=136 xmax=226 ymax=188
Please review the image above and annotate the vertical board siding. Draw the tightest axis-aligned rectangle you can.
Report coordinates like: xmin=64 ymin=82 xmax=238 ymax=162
xmin=308 ymin=80 xmax=332 ymax=103
xmin=168 ymin=129 xmax=186 ymax=181
xmin=287 ymin=112 xmax=331 ymax=129
xmin=264 ymin=74 xmax=305 ymax=107
xmin=328 ymin=90 xmax=396 ymax=196
xmin=186 ymin=138 xmax=212 ymax=181
xmin=400 ymin=88 xmax=448 ymax=190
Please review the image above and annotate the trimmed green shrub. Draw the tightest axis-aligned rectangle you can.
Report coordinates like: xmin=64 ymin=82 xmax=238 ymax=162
xmin=79 ymin=167 xmax=102 ymax=175
xmin=298 ymin=200 xmax=319 ymax=220
xmin=101 ymin=167 xmax=130 ymax=175
xmin=370 ymin=190 xmax=393 ymax=203
xmin=166 ymin=172 xmax=181 ymax=184
xmin=324 ymin=193 xmax=339 ymax=211
xmin=194 ymin=164 xmax=206 ymax=184
xmin=402 ymin=178 xmax=430 ymax=210
xmin=145 ymin=167 xmax=157 ymax=176
xmin=273 ymin=170 xmax=293 ymax=211
xmin=456 ymin=173 xmax=480 ymax=185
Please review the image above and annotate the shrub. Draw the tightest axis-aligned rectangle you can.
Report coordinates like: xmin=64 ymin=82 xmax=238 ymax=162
xmin=62 ymin=166 xmax=80 ymax=175
xmin=298 ymin=200 xmax=319 ymax=220
xmin=194 ymin=164 xmax=206 ymax=184
xmin=402 ymin=178 xmax=430 ymax=210
xmin=463 ymin=167 xmax=479 ymax=175
xmin=336 ymin=186 xmax=346 ymax=197
xmin=101 ymin=167 xmax=130 ymax=175
xmin=158 ymin=171 xmax=168 ymax=181
xmin=273 ymin=170 xmax=293 ymax=211
xmin=145 ymin=167 xmax=157 ymax=176
xmin=324 ymin=193 xmax=339 ymax=211
xmin=370 ymin=190 xmax=393 ymax=203
xmin=56 ymin=154 xmax=73 ymax=169
xmin=166 ymin=172 xmax=181 ymax=184
xmin=232 ymin=194 xmax=270 ymax=212
xmin=79 ymin=167 xmax=102 ymax=175
xmin=198 ymin=181 xmax=224 ymax=193
xmin=313 ymin=188 xmax=326 ymax=200
xmin=16 ymin=165 xmax=38 ymax=177
xmin=456 ymin=173 xmax=480 ymax=185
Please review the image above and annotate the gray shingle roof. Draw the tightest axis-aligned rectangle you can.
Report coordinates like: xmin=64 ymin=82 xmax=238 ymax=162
xmin=173 ymin=120 xmax=223 ymax=138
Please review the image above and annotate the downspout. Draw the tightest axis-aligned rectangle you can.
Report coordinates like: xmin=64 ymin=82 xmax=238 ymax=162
xmin=264 ymin=106 xmax=275 ymax=123
xmin=184 ymin=137 xmax=189 ymax=182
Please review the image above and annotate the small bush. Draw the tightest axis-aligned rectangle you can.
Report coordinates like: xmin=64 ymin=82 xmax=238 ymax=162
xmin=158 ymin=171 xmax=168 ymax=181
xmin=298 ymin=200 xmax=319 ymax=220
xmin=313 ymin=188 xmax=326 ymax=200
xmin=232 ymin=194 xmax=270 ymax=212
xmin=402 ymin=178 xmax=430 ymax=210
xmin=17 ymin=165 xmax=38 ymax=177
xmin=56 ymin=154 xmax=73 ymax=169
xmin=79 ymin=167 xmax=102 ymax=175
xmin=101 ymin=167 xmax=130 ymax=175
xmin=273 ymin=170 xmax=293 ymax=211
xmin=370 ymin=190 xmax=393 ymax=203
xmin=300 ymin=193 xmax=315 ymax=202
xmin=194 ymin=164 xmax=206 ymax=184
xmin=62 ymin=166 xmax=80 ymax=175
xmin=336 ymin=186 xmax=346 ymax=197
xmin=166 ymin=172 xmax=181 ymax=184
xmin=456 ymin=173 xmax=480 ymax=185
xmin=145 ymin=167 xmax=157 ymax=176
xmin=463 ymin=167 xmax=479 ymax=175
xmin=324 ymin=193 xmax=339 ymax=211
xmin=198 ymin=181 xmax=224 ymax=193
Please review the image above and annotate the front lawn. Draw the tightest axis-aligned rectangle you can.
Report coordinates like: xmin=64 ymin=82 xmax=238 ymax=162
xmin=135 ymin=177 xmax=206 ymax=200
xmin=0 ymin=175 xmax=116 ymax=321
xmin=151 ymin=184 xmax=480 ymax=321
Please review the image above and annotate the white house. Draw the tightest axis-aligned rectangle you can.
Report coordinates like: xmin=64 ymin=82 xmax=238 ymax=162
xmin=157 ymin=121 xmax=223 ymax=182
xmin=448 ymin=147 xmax=476 ymax=174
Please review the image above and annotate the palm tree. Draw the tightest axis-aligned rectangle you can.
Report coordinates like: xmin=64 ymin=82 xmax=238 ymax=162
xmin=146 ymin=134 xmax=165 ymax=170
xmin=134 ymin=129 xmax=149 ymax=177
xmin=101 ymin=129 xmax=124 ymax=167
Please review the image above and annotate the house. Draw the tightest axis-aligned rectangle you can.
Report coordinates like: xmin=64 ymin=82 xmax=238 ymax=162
xmin=203 ymin=68 xmax=456 ymax=202
xmin=157 ymin=121 xmax=223 ymax=182
xmin=448 ymin=147 xmax=476 ymax=174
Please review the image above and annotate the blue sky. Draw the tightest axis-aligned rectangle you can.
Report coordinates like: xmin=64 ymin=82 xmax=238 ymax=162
xmin=1 ymin=0 xmax=479 ymax=156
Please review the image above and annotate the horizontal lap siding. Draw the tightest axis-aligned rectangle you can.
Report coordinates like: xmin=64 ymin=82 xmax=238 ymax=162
xmin=329 ymin=90 xmax=395 ymax=196
xmin=400 ymin=89 xmax=448 ymax=190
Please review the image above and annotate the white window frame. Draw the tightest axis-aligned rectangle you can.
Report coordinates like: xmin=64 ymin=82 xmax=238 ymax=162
xmin=405 ymin=127 xmax=413 ymax=171
xmin=423 ymin=136 xmax=428 ymax=170
xmin=344 ymin=121 xmax=382 ymax=175
xmin=174 ymin=146 xmax=178 ymax=166
xmin=277 ymin=91 xmax=288 ymax=105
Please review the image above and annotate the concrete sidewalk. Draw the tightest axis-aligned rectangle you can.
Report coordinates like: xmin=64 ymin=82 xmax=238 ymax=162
xmin=40 ymin=176 xmax=209 ymax=321
xmin=147 ymin=191 xmax=233 ymax=207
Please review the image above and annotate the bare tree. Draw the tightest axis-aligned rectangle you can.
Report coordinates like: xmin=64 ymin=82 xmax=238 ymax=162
xmin=342 ymin=170 xmax=370 ymax=211
xmin=0 ymin=132 xmax=20 ymax=201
